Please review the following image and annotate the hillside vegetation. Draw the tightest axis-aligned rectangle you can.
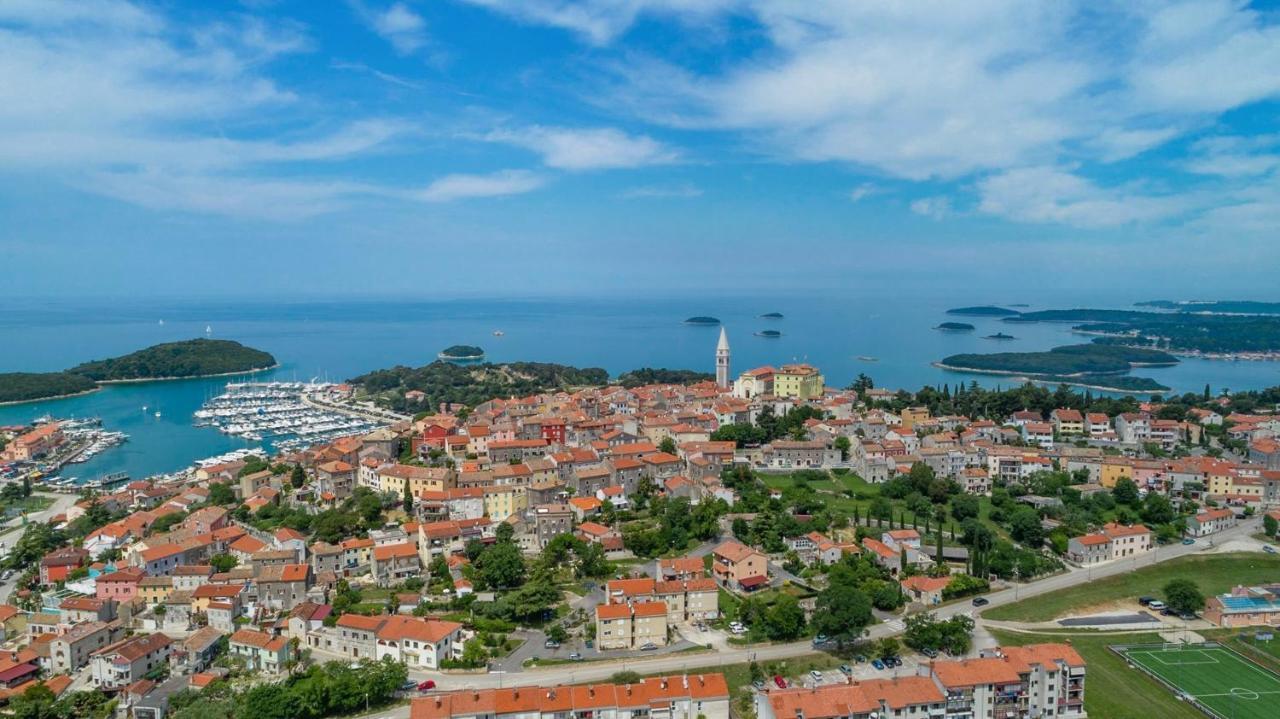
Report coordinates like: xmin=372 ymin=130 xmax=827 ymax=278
xmin=353 ymin=361 xmax=609 ymax=411
xmin=0 ymin=372 xmax=99 ymax=404
xmin=70 ymin=339 xmax=276 ymax=381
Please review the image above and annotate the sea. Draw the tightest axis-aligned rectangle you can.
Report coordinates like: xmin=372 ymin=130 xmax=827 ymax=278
xmin=1 ymin=293 xmax=1277 ymax=483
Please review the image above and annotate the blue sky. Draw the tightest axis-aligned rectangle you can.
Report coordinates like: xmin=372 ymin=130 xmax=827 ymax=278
xmin=2 ymin=0 xmax=1279 ymax=299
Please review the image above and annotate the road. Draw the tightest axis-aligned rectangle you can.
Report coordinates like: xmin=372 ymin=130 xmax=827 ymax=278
xmin=351 ymin=515 xmax=1264 ymax=719
xmin=0 ymin=492 xmax=81 ymax=603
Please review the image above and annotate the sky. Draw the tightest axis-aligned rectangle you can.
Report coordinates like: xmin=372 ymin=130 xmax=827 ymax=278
xmin=2 ymin=0 xmax=1279 ymax=299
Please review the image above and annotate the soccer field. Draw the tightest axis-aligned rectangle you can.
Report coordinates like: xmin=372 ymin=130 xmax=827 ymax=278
xmin=1121 ymin=644 xmax=1280 ymax=719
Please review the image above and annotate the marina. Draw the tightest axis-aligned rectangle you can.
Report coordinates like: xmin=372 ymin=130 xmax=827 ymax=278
xmin=194 ymin=382 xmax=388 ymax=454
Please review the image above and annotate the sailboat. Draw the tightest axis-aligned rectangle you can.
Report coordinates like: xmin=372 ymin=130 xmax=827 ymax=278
xmin=205 ymin=324 xmax=213 ymax=337
xmin=158 ymin=319 xmax=165 ymax=326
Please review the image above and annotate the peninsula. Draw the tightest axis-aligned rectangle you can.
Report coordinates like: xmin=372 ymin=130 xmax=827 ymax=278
xmin=946 ymin=305 xmax=1021 ymax=317
xmin=0 ymin=339 xmax=276 ymax=404
xmin=1010 ymin=307 xmax=1280 ymax=355
xmin=935 ymin=343 xmax=1177 ymax=392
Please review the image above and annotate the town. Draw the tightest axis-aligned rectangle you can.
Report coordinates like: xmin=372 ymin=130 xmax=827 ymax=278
xmin=0 ymin=329 xmax=1278 ymax=719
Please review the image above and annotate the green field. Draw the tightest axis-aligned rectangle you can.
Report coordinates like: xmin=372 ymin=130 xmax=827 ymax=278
xmin=1122 ymin=644 xmax=1280 ymax=719
xmin=991 ymin=629 xmax=1206 ymax=719
xmin=985 ymin=553 xmax=1280 ymax=622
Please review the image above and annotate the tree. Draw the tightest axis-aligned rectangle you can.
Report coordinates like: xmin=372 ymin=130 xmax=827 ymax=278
xmin=811 ymin=584 xmax=873 ymax=648
xmin=210 ymin=554 xmax=238 ymax=573
xmin=546 ymin=624 xmax=569 ymax=643
xmin=291 ymin=465 xmax=306 ymax=489
xmin=659 ymin=436 xmax=677 ymax=455
xmin=1265 ymin=513 xmax=1279 ymax=538
xmin=1008 ymin=506 xmax=1045 ymax=548
xmin=1164 ymin=579 xmax=1205 ymax=614
xmin=950 ymin=494 xmax=980 ymax=522
xmin=764 ymin=594 xmax=807 ymax=641
xmin=834 ymin=436 xmax=851 ymax=461
xmin=207 ymin=482 xmax=236 ymax=506
xmin=476 ymin=542 xmax=525 ymax=589
xmin=876 ymin=637 xmax=900 ymax=660
xmin=1113 ymin=478 xmax=1140 ymax=506
xmin=402 ymin=483 xmax=414 ymax=514
xmin=1141 ymin=493 xmax=1176 ymax=526
xmin=495 ymin=521 xmax=515 ymax=544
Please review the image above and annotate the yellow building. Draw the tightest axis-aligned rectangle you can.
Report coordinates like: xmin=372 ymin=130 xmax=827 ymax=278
xmin=773 ymin=364 xmax=825 ymax=400
xmin=138 ymin=576 xmax=174 ymax=605
xmin=377 ymin=465 xmax=453 ymax=496
xmin=1099 ymin=458 xmax=1134 ymax=488
xmin=900 ymin=406 xmax=930 ymax=431
xmin=483 ymin=485 xmax=527 ymax=522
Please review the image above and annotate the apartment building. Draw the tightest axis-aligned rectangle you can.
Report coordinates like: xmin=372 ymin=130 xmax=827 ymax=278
xmin=89 ymin=633 xmax=172 ymax=689
xmin=710 ymin=540 xmax=768 ymax=592
xmin=409 ymin=674 xmax=730 ymax=719
xmin=596 ymin=601 xmax=669 ymax=650
xmin=1066 ymin=523 xmax=1152 ymax=565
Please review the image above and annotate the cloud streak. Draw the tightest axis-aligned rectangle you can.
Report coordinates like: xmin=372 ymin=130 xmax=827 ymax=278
xmin=484 ymin=126 xmax=679 ymax=170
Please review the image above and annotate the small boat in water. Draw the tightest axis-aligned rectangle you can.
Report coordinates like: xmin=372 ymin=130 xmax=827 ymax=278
xmin=493 ymin=330 xmax=504 ymax=336
xmin=856 ymin=355 xmax=879 ymax=362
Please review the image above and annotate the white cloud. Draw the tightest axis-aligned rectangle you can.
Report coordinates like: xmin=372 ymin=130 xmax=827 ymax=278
xmin=848 ymin=183 xmax=876 ymax=202
xmin=484 ymin=126 xmax=679 ymax=170
xmin=620 ymin=182 xmax=701 ymax=199
xmin=909 ymin=196 xmax=953 ymax=221
xmin=1184 ymin=135 xmax=1280 ymax=177
xmin=349 ymin=1 xmax=428 ymax=55
xmin=976 ymin=168 xmax=1184 ymax=228
xmin=458 ymin=0 xmax=738 ymax=45
xmin=417 ymin=170 xmax=546 ymax=202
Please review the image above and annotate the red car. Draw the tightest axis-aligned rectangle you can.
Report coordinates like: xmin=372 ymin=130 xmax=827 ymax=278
xmin=418 ymin=680 xmax=436 ymax=692
xmin=773 ymin=675 xmax=787 ymax=689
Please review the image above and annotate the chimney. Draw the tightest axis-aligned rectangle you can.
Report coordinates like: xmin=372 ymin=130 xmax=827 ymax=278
xmin=682 ymin=675 xmax=688 ymax=689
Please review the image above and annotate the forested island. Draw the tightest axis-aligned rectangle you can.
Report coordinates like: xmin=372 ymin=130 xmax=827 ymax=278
xmin=683 ymin=316 xmax=720 ymax=325
xmin=437 ymin=345 xmax=485 ymax=360
xmin=934 ymin=322 xmax=975 ymax=331
xmin=759 ymin=312 xmax=784 ymax=319
xmin=1010 ymin=308 xmax=1280 ymax=354
xmin=936 ymin=344 xmax=1177 ymax=392
xmin=353 ymin=361 xmax=610 ymax=412
xmin=755 ymin=330 xmax=782 ymax=338
xmin=0 ymin=339 xmax=276 ymax=403
xmin=946 ymin=306 xmax=1020 ymax=316
xmin=70 ymin=339 xmax=276 ymax=381
xmin=0 ymin=372 xmax=100 ymax=404
xmin=616 ymin=368 xmax=714 ymax=387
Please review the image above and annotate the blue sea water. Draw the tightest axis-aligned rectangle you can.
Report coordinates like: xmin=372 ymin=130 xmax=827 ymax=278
xmin=1 ymin=294 xmax=1277 ymax=481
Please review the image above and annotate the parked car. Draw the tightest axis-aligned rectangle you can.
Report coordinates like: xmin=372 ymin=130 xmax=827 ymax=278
xmin=921 ymin=648 xmax=939 ymax=659
xmin=1138 ymin=596 xmax=1156 ymax=606
xmin=1178 ymin=611 xmax=1197 ymax=620
xmin=809 ymin=670 xmax=823 ymax=682
xmin=544 ymin=639 xmax=560 ymax=649
xmin=839 ymin=664 xmax=853 ymax=675
xmin=773 ymin=675 xmax=787 ymax=689
xmin=886 ymin=656 xmax=902 ymax=667
xmin=1148 ymin=600 xmax=1167 ymax=611
xmin=871 ymin=659 xmax=885 ymax=670
xmin=752 ymin=680 xmax=765 ymax=690
xmin=569 ymin=653 xmax=583 ymax=661
xmin=813 ymin=634 xmax=829 ymax=646
xmin=401 ymin=680 xmax=419 ymax=691
xmin=417 ymin=680 xmax=436 ymax=692
xmin=854 ymin=654 xmax=867 ymax=664
xmin=1161 ymin=608 xmax=1177 ymax=616
xmin=640 ymin=643 xmax=658 ymax=651
xmin=1182 ymin=538 xmax=1195 ymax=545
xmin=1264 ymin=545 xmax=1277 ymax=554
xmin=971 ymin=597 xmax=989 ymax=607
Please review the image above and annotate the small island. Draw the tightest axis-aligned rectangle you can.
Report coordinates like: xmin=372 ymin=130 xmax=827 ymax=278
xmin=934 ymin=322 xmax=975 ymax=332
xmin=759 ymin=312 xmax=784 ymax=319
xmin=0 ymin=339 xmax=277 ymax=404
xmin=946 ymin=306 xmax=1022 ymax=317
xmin=437 ymin=345 xmax=486 ymax=361
xmin=754 ymin=330 xmax=782 ymax=338
xmin=683 ymin=316 xmax=721 ymax=325
xmin=984 ymin=332 xmax=1017 ymax=340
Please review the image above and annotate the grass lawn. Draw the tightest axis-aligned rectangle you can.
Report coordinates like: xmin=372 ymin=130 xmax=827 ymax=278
xmin=990 ymin=629 xmax=1206 ymax=719
xmin=985 ymin=552 xmax=1280 ymax=622
xmin=1222 ymin=631 xmax=1280 ymax=674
